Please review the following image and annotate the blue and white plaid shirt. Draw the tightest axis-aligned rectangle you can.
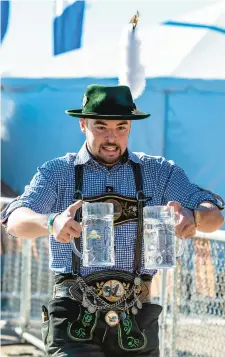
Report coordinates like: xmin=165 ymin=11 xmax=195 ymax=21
xmin=2 ymin=143 xmax=218 ymax=276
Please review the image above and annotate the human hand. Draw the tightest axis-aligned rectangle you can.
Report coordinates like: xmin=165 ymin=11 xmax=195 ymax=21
xmin=52 ymin=200 xmax=82 ymax=243
xmin=167 ymin=201 xmax=196 ymax=239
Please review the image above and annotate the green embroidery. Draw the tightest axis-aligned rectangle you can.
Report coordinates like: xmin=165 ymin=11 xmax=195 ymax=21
xmin=67 ymin=308 xmax=99 ymax=341
xmin=122 ymin=316 xmax=140 ymax=348
xmin=118 ymin=314 xmax=148 ymax=351
xmin=75 ymin=328 xmax=86 ymax=338
xmin=122 ymin=315 xmax=132 ymax=335
xmin=127 ymin=336 xmax=140 ymax=347
xmin=82 ymin=311 xmax=93 ymax=327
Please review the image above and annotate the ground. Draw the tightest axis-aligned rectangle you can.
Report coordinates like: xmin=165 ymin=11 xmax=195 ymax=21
xmin=1 ymin=321 xmax=45 ymax=357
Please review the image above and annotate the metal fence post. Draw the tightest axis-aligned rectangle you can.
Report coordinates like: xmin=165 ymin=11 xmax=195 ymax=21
xmin=19 ymin=239 xmax=32 ymax=329
xmin=170 ymin=266 xmax=178 ymax=357
xmin=159 ymin=270 xmax=168 ymax=357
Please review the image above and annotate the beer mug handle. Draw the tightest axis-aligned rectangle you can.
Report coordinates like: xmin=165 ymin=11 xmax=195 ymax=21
xmin=174 ymin=212 xmax=185 ymax=258
xmin=70 ymin=205 xmax=83 ymax=259
xmin=70 ymin=237 xmax=82 ymax=258
xmin=176 ymin=237 xmax=185 ymax=257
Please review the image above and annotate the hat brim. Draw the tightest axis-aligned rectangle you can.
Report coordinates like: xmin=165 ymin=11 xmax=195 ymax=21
xmin=65 ymin=109 xmax=150 ymax=120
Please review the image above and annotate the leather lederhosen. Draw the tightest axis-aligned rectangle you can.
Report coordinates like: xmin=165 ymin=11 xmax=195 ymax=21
xmin=55 ymin=161 xmax=160 ymax=352
xmin=43 ymin=160 xmax=162 ymax=355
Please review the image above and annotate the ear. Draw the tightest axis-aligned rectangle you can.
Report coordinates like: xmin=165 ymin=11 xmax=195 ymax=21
xmin=79 ymin=118 xmax=86 ymax=133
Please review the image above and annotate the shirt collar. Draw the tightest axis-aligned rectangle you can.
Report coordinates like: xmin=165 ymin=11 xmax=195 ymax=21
xmin=75 ymin=142 xmax=142 ymax=166
xmin=127 ymin=150 xmax=142 ymax=165
xmin=75 ymin=142 xmax=92 ymax=165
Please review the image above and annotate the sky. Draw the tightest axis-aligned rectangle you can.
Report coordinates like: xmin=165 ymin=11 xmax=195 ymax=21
xmin=0 ymin=0 xmax=223 ymax=77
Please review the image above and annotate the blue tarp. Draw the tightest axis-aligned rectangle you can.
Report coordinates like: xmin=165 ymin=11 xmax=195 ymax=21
xmin=1 ymin=76 xmax=225 ymax=226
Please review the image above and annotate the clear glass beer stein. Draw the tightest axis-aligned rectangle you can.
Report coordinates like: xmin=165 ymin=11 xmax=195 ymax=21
xmin=70 ymin=202 xmax=115 ymax=267
xmin=143 ymin=206 xmax=184 ymax=269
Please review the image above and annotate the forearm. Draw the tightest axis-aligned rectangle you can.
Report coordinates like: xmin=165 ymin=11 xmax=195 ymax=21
xmin=6 ymin=207 xmax=50 ymax=239
xmin=194 ymin=202 xmax=224 ymax=233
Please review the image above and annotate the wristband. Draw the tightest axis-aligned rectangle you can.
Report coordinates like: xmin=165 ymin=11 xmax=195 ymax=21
xmin=47 ymin=213 xmax=60 ymax=235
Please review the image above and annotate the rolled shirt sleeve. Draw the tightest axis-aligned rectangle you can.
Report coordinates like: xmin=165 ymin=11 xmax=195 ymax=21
xmin=160 ymin=159 xmax=219 ymax=209
xmin=1 ymin=162 xmax=57 ymax=225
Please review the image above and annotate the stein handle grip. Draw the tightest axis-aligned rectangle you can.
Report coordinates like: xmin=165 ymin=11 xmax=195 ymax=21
xmin=174 ymin=212 xmax=185 ymax=258
xmin=176 ymin=236 xmax=186 ymax=258
xmin=70 ymin=236 xmax=82 ymax=258
xmin=70 ymin=206 xmax=83 ymax=259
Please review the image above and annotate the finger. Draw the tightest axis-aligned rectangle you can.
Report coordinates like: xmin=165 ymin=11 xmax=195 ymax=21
xmin=67 ymin=200 xmax=83 ymax=216
xmin=68 ymin=227 xmax=81 ymax=238
xmin=166 ymin=201 xmax=182 ymax=212
xmin=55 ymin=234 xmax=70 ymax=243
xmin=177 ymin=222 xmax=195 ymax=238
xmin=70 ymin=219 xmax=82 ymax=233
xmin=182 ymin=226 xmax=196 ymax=239
xmin=175 ymin=217 xmax=187 ymax=236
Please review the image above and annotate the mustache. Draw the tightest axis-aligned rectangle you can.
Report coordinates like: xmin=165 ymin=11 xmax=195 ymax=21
xmin=101 ymin=144 xmax=119 ymax=148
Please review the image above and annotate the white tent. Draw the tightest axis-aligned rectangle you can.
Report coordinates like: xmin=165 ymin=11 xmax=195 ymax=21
xmin=1 ymin=0 xmax=225 ymax=78
xmin=1 ymin=1 xmax=225 ymax=224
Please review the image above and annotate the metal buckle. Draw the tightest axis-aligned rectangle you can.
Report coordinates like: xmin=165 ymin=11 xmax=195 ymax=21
xmin=101 ymin=280 xmax=126 ymax=302
xmin=73 ymin=190 xmax=83 ymax=202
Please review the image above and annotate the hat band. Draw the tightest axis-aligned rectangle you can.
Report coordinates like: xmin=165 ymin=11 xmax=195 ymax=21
xmin=82 ymin=103 xmax=135 ymax=116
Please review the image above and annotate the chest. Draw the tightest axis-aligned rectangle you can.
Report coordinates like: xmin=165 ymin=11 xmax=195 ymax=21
xmin=55 ymin=164 xmax=162 ymax=211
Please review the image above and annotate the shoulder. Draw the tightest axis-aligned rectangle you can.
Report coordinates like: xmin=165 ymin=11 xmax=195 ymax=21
xmin=133 ymin=152 xmax=175 ymax=170
xmin=37 ymin=153 xmax=77 ymax=178
xmin=41 ymin=153 xmax=77 ymax=169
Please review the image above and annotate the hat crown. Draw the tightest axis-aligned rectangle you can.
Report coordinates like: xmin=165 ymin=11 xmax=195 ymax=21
xmin=65 ymin=84 xmax=150 ymax=120
xmin=82 ymin=85 xmax=135 ymax=115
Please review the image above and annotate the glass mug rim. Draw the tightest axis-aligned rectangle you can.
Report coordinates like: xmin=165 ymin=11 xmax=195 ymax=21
xmin=82 ymin=201 xmax=114 ymax=216
xmin=143 ymin=205 xmax=174 ymax=210
xmin=143 ymin=205 xmax=175 ymax=217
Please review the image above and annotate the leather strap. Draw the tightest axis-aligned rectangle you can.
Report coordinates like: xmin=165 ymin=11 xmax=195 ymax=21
xmin=130 ymin=162 xmax=144 ymax=274
xmin=72 ymin=164 xmax=83 ymax=275
xmin=72 ymin=161 xmax=145 ymax=275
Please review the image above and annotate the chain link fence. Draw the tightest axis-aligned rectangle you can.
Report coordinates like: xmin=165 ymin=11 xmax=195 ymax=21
xmin=173 ymin=235 xmax=225 ymax=357
xmin=1 ymin=210 xmax=225 ymax=356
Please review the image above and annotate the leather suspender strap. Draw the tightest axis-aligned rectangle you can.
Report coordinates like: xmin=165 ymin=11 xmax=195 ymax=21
xmin=130 ymin=162 xmax=145 ymax=275
xmin=72 ymin=162 xmax=145 ymax=276
xmin=72 ymin=164 xmax=83 ymax=275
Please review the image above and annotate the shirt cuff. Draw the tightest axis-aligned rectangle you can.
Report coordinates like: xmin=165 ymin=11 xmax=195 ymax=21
xmin=186 ymin=190 xmax=221 ymax=210
xmin=1 ymin=197 xmax=28 ymax=226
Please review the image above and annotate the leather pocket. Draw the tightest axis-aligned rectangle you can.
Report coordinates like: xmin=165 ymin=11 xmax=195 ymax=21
xmin=67 ymin=305 xmax=99 ymax=341
xmin=136 ymin=303 xmax=162 ymax=327
xmin=135 ymin=303 xmax=163 ymax=355
xmin=101 ymin=304 xmax=162 ymax=355
xmin=48 ymin=297 xmax=80 ymax=345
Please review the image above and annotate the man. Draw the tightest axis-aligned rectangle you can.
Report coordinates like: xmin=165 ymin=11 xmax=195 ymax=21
xmin=1 ymin=84 xmax=224 ymax=357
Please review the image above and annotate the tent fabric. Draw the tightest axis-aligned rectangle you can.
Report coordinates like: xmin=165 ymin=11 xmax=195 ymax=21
xmin=53 ymin=1 xmax=85 ymax=55
xmin=1 ymin=1 xmax=225 ymax=228
xmin=1 ymin=78 xmax=225 ymax=217
xmin=1 ymin=1 xmax=225 ymax=78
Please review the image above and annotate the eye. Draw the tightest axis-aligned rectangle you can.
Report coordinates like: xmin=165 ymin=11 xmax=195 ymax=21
xmin=117 ymin=126 xmax=126 ymax=131
xmin=96 ymin=126 xmax=107 ymax=131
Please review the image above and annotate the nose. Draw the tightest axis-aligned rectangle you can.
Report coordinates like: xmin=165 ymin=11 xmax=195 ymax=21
xmin=106 ymin=130 xmax=116 ymax=142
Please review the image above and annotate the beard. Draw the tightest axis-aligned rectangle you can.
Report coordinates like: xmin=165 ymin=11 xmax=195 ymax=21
xmin=97 ymin=144 xmax=122 ymax=165
xmin=86 ymin=141 xmax=127 ymax=166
